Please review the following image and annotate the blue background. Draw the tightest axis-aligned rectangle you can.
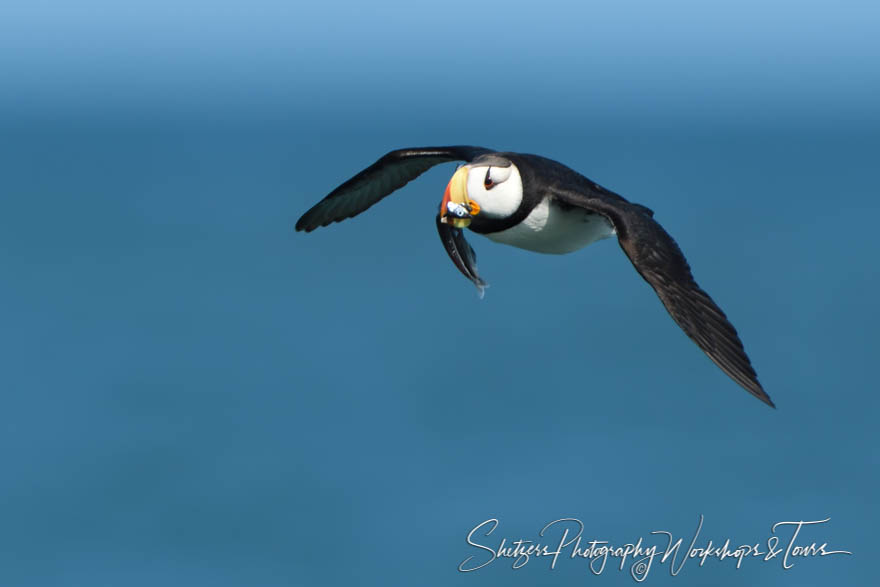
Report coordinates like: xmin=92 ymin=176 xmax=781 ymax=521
xmin=1 ymin=1 xmax=877 ymax=585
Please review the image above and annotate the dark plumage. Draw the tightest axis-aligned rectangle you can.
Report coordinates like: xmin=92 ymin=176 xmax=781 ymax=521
xmin=296 ymin=146 xmax=773 ymax=407
xmin=295 ymin=147 xmax=490 ymax=232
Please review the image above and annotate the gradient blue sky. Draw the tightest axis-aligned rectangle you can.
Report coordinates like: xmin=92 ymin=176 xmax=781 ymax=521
xmin=1 ymin=1 xmax=878 ymax=586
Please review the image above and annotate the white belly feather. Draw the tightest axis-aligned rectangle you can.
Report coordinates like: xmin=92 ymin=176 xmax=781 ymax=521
xmin=485 ymin=198 xmax=614 ymax=254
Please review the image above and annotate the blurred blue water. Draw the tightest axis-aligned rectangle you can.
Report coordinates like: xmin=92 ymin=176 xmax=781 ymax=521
xmin=1 ymin=1 xmax=878 ymax=586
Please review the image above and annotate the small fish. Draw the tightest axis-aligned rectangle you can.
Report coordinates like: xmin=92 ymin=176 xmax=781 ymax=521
xmin=446 ymin=200 xmax=472 ymax=219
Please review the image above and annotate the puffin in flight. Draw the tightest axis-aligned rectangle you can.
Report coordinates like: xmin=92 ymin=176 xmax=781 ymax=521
xmin=296 ymin=146 xmax=773 ymax=407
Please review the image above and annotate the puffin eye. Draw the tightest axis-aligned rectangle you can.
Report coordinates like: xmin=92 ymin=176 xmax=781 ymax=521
xmin=484 ymin=165 xmax=512 ymax=190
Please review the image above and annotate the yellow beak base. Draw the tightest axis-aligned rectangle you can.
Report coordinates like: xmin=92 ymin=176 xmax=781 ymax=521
xmin=440 ymin=167 xmax=480 ymax=228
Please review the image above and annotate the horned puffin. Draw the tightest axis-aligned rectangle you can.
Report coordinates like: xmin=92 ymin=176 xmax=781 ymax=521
xmin=296 ymin=146 xmax=773 ymax=407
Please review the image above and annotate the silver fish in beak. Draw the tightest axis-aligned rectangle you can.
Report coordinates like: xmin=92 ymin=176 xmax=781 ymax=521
xmin=436 ymin=165 xmax=487 ymax=295
xmin=439 ymin=166 xmax=481 ymax=228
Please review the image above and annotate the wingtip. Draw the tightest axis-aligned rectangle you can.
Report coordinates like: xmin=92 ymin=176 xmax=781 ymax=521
xmin=294 ymin=215 xmax=315 ymax=233
xmin=750 ymin=384 xmax=775 ymax=408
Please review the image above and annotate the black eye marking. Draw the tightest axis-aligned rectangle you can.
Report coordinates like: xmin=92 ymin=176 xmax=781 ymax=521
xmin=484 ymin=167 xmax=494 ymax=189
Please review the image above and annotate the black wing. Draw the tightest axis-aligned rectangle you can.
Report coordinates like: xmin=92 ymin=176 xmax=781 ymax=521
xmin=554 ymin=185 xmax=773 ymax=407
xmin=435 ymin=215 xmax=487 ymax=296
xmin=295 ymin=146 xmax=492 ymax=232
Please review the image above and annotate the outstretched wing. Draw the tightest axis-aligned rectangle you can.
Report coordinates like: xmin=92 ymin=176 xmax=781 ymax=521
xmin=435 ymin=215 xmax=487 ymax=297
xmin=554 ymin=184 xmax=773 ymax=407
xmin=295 ymin=146 xmax=492 ymax=232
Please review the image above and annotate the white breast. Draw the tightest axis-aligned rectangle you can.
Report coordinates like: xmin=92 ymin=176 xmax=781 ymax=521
xmin=485 ymin=198 xmax=614 ymax=254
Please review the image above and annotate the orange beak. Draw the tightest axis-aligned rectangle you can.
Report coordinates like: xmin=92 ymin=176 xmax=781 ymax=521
xmin=439 ymin=166 xmax=480 ymax=228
